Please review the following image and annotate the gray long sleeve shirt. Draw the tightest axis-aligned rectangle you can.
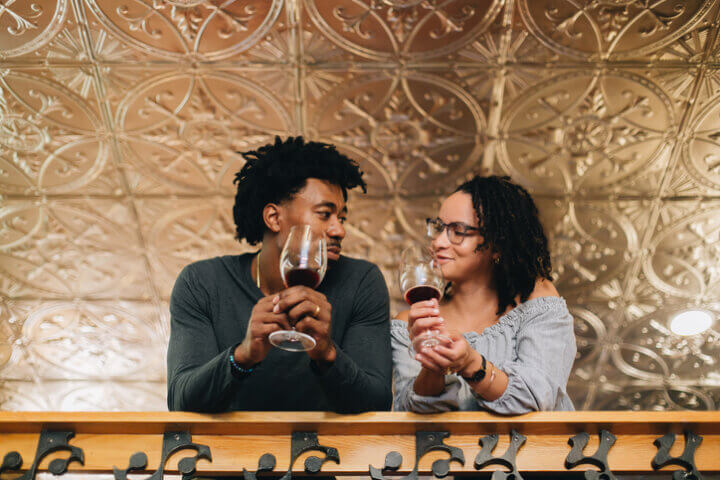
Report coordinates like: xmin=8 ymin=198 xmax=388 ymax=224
xmin=392 ymin=296 xmax=576 ymax=414
xmin=167 ymin=253 xmax=392 ymax=413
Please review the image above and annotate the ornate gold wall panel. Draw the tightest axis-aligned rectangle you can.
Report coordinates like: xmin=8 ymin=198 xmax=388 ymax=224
xmin=1 ymin=0 xmax=719 ymax=411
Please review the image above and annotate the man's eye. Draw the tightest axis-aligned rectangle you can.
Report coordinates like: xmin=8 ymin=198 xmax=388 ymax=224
xmin=318 ymin=211 xmax=331 ymax=219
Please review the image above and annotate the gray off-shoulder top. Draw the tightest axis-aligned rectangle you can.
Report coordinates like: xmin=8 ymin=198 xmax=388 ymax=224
xmin=391 ymin=296 xmax=576 ymax=414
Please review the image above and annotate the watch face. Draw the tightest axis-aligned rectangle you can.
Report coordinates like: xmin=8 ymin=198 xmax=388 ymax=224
xmin=464 ymin=368 xmax=486 ymax=382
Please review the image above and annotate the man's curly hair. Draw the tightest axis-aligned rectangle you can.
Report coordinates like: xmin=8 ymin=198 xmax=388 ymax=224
xmin=456 ymin=175 xmax=552 ymax=315
xmin=233 ymin=136 xmax=367 ymax=245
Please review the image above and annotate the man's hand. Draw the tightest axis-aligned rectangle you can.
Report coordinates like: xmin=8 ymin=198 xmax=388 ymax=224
xmin=275 ymin=286 xmax=335 ymax=363
xmin=234 ymin=295 xmax=291 ymax=367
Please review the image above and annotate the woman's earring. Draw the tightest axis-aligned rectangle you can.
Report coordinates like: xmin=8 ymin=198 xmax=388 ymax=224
xmin=494 ymin=256 xmax=500 ymax=264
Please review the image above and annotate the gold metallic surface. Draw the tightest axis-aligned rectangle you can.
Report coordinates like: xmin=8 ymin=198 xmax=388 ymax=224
xmin=1 ymin=0 xmax=719 ymax=411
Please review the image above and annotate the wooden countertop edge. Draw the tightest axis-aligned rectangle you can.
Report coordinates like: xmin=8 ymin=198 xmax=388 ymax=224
xmin=0 ymin=411 xmax=718 ymax=434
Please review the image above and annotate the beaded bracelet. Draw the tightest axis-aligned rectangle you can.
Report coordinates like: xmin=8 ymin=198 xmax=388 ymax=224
xmin=229 ymin=350 xmax=258 ymax=375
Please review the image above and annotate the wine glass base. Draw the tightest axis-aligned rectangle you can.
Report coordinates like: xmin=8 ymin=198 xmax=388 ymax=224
xmin=269 ymin=330 xmax=316 ymax=352
xmin=409 ymin=332 xmax=452 ymax=356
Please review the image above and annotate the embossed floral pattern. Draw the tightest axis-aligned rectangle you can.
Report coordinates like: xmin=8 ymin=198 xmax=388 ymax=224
xmin=1 ymin=0 xmax=720 ymax=411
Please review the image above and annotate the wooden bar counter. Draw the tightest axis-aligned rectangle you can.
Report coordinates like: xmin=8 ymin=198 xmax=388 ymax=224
xmin=0 ymin=411 xmax=718 ymax=476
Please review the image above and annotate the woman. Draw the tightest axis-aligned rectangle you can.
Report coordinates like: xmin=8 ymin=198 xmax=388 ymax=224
xmin=392 ymin=175 xmax=576 ymax=413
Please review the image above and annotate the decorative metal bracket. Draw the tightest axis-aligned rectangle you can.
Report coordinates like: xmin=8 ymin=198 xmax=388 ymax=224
xmin=113 ymin=431 xmax=211 ymax=480
xmin=652 ymin=431 xmax=704 ymax=480
xmin=0 ymin=430 xmax=84 ymax=480
xmin=369 ymin=431 xmax=465 ymax=480
xmin=243 ymin=431 xmax=339 ymax=480
xmin=565 ymin=430 xmax=617 ymax=480
xmin=0 ymin=451 xmax=22 ymax=476
xmin=474 ymin=429 xmax=526 ymax=480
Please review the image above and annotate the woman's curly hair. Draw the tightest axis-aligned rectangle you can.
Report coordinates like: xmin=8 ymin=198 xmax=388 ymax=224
xmin=233 ymin=136 xmax=366 ymax=245
xmin=456 ymin=175 xmax=552 ymax=315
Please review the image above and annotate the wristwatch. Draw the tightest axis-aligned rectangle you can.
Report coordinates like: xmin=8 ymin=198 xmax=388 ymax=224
xmin=461 ymin=354 xmax=487 ymax=383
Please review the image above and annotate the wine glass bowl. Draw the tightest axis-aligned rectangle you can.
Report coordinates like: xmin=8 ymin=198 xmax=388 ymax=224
xmin=269 ymin=225 xmax=327 ymax=352
xmin=399 ymin=245 xmax=449 ymax=355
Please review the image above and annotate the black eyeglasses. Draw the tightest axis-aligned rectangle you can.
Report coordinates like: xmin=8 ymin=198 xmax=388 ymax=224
xmin=425 ymin=217 xmax=482 ymax=245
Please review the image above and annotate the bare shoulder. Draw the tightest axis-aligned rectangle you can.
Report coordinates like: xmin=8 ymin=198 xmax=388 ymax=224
xmin=527 ymin=278 xmax=560 ymax=300
xmin=395 ymin=310 xmax=410 ymax=322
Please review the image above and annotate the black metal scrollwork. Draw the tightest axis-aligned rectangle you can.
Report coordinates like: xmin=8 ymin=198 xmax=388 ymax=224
xmin=652 ymin=431 xmax=704 ymax=480
xmin=0 ymin=430 xmax=84 ymax=480
xmin=113 ymin=431 xmax=211 ymax=480
xmin=369 ymin=431 xmax=465 ymax=480
xmin=474 ymin=429 xmax=526 ymax=480
xmin=243 ymin=431 xmax=339 ymax=480
xmin=565 ymin=430 xmax=617 ymax=480
xmin=0 ymin=451 xmax=22 ymax=477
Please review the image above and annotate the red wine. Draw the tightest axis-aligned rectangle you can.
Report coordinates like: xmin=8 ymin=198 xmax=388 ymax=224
xmin=285 ymin=267 xmax=321 ymax=288
xmin=404 ymin=285 xmax=441 ymax=304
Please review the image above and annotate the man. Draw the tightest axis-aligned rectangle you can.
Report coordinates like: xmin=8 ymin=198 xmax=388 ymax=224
xmin=166 ymin=136 xmax=392 ymax=413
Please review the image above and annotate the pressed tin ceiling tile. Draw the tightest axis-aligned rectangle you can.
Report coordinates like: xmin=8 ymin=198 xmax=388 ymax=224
xmin=664 ymin=87 xmax=720 ymax=197
xmin=134 ymin=196 xmax=253 ymax=299
xmin=0 ymin=198 xmax=152 ymax=301
xmin=590 ymin=383 xmax=720 ymax=411
xmin=0 ymin=300 xmax=167 ymax=381
xmin=82 ymin=0 xmax=289 ymax=63
xmin=0 ymin=378 xmax=167 ymax=411
xmin=0 ymin=68 xmax=104 ymax=128
xmin=2 ymin=0 xmax=720 ymax=411
xmin=0 ymin=72 xmax=125 ymax=197
xmin=0 ymin=0 xmax=84 ymax=64
xmin=514 ymin=0 xmax=715 ymax=63
xmin=496 ymin=67 xmax=684 ymax=196
xmin=642 ymin=200 xmax=720 ymax=303
xmin=104 ymin=66 xmax=298 ymax=195
xmin=535 ymin=198 xmax=653 ymax=296
xmin=307 ymin=67 xmax=489 ymax=198
xmin=301 ymin=0 xmax=506 ymax=64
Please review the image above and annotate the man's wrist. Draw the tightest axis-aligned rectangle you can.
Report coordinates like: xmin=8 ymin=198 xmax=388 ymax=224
xmin=232 ymin=343 xmax=258 ymax=368
xmin=309 ymin=343 xmax=337 ymax=368
xmin=229 ymin=345 xmax=260 ymax=378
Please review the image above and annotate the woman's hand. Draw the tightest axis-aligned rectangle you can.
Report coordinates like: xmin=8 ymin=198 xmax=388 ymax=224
xmin=416 ymin=331 xmax=477 ymax=375
xmin=407 ymin=298 xmax=443 ymax=340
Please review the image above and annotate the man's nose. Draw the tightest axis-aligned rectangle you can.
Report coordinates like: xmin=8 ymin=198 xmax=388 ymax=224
xmin=327 ymin=216 xmax=346 ymax=240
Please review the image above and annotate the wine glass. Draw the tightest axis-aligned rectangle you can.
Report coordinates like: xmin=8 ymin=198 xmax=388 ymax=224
xmin=399 ymin=245 xmax=449 ymax=355
xmin=269 ymin=225 xmax=327 ymax=352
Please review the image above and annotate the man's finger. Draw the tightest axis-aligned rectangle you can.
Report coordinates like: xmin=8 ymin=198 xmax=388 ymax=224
xmin=260 ymin=323 xmax=283 ymax=336
xmin=287 ymin=300 xmax=322 ymax=323
xmin=294 ymin=316 xmax=327 ymax=336
xmin=253 ymin=296 xmax=279 ymax=313
xmin=275 ymin=288 xmax=324 ymax=313
xmin=258 ymin=313 xmax=292 ymax=330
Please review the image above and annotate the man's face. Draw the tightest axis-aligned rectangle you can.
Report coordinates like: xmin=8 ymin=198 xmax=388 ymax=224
xmin=280 ymin=178 xmax=347 ymax=262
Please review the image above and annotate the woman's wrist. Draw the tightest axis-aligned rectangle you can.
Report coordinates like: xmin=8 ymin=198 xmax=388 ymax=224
xmin=459 ymin=350 xmax=485 ymax=378
xmin=413 ymin=367 xmax=446 ymax=396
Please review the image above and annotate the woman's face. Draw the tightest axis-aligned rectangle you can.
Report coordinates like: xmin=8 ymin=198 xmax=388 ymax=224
xmin=430 ymin=191 xmax=493 ymax=282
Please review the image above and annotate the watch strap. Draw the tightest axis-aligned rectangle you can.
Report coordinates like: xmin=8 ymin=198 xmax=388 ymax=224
xmin=461 ymin=354 xmax=487 ymax=383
